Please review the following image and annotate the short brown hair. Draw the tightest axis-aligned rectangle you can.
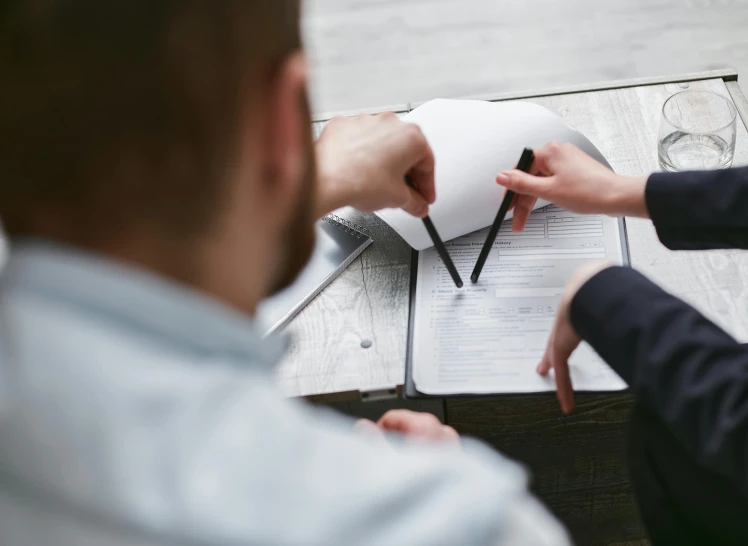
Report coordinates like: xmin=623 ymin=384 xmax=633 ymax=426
xmin=0 ymin=1 xmax=301 ymax=243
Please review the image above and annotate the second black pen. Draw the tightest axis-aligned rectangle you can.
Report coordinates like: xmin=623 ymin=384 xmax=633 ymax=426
xmin=471 ymin=148 xmax=535 ymax=284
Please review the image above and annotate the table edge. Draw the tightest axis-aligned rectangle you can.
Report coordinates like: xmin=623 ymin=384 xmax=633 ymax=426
xmin=312 ymin=68 xmax=740 ymax=122
xmin=725 ymin=81 xmax=748 ymax=131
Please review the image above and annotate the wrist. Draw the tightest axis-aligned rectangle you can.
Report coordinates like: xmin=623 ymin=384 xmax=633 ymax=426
xmin=605 ymin=175 xmax=649 ymax=218
xmin=314 ymin=169 xmax=350 ymax=219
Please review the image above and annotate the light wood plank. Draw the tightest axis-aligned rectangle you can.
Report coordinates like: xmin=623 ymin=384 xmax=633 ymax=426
xmin=275 ymin=208 xmax=412 ymax=398
xmin=726 ymin=80 xmax=748 ymax=130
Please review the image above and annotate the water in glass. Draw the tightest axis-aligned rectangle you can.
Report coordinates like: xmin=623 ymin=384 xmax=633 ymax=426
xmin=659 ymin=130 xmax=734 ymax=172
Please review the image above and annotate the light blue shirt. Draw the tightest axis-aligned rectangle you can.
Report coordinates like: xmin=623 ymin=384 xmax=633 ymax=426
xmin=0 ymin=241 xmax=569 ymax=545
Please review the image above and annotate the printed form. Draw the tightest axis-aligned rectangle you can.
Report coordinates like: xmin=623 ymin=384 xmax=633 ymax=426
xmin=412 ymin=205 xmax=628 ymax=395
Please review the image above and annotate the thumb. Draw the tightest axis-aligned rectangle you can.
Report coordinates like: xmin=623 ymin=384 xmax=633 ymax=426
xmin=401 ymin=185 xmax=429 ymax=218
xmin=497 ymin=170 xmax=551 ymax=199
xmin=551 ymin=320 xmax=580 ymax=414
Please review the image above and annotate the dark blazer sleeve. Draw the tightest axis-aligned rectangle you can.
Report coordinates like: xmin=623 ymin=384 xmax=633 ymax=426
xmin=571 ymin=266 xmax=748 ymax=496
xmin=647 ymin=166 xmax=748 ymax=249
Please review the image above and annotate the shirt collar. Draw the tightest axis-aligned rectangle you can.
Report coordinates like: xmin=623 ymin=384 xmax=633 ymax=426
xmin=2 ymin=239 xmax=287 ymax=369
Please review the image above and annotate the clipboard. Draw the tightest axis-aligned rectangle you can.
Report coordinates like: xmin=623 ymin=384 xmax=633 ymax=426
xmin=404 ymin=217 xmax=632 ymax=399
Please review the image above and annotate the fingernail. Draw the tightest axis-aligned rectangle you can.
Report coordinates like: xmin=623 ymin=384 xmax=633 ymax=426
xmin=496 ymin=173 xmax=509 ymax=184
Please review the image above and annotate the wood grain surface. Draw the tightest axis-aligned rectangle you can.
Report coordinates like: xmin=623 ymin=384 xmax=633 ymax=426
xmin=276 ymin=208 xmax=413 ymax=397
xmin=277 ymin=74 xmax=748 ymax=399
xmin=447 ymin=393 xmax=641 ymax=546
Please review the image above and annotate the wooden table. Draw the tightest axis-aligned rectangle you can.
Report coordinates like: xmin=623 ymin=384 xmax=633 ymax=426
xmin=277 ymin=69 xmax=748 ymax=545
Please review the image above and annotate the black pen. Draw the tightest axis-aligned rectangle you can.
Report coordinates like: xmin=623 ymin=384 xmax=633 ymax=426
xmin=406 ymin=176 xmax=463 ymax=288
xmin=470 ymin=148 xmax=535 ymax=284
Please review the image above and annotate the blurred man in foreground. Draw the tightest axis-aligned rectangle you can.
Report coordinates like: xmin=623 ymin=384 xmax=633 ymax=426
xmin=0 ymin=2 xmax=569 ymax=544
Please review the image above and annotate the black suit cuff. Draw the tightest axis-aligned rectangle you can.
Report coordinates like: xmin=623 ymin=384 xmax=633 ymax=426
xmin=570 ymin=266 xmax=656 ymax=385
xmin=646 ymin=169 xmax=748 ymax=250
xmin=646 ymin=171 xmax=701 ymax=249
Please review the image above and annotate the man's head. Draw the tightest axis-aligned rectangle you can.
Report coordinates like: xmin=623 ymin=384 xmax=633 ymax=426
xmin=0 ymin=0 xmax=316 ymax=312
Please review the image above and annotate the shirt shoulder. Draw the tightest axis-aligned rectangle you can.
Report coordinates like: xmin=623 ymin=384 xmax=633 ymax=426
xmin=0 ymin=259 xmax=564 ymax=546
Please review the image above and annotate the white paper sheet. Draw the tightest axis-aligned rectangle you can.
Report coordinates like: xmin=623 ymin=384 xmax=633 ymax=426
xmin=376 ymin=99 xmax=610 ymax=250
xmin=412 ymin=205 xmax=628 ymax=395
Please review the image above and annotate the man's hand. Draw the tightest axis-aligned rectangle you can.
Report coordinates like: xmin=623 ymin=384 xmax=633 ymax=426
xmin=496 ymin=142 xmax=649 ymax=232
xmin=355 ymin=410 xmax=460 ymax=445
xmin=315 ymin=113 xmax=436 ymax=219
xmin=539 ymin=261 xmax=615 ymax=414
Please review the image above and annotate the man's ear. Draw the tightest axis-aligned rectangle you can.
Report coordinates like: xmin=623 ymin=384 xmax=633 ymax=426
xmin=259 ymin=51 xmax=309 ymax=212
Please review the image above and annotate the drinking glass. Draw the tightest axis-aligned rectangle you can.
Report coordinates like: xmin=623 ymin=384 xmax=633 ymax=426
xmin=658 ymin=90 xmax=737 ymax=172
